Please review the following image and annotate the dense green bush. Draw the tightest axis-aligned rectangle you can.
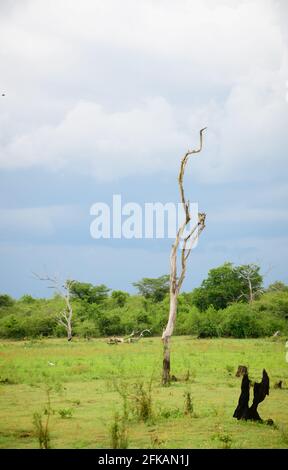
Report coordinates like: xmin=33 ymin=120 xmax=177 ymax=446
xmin=76 ymin=302 xmax=102 ymax=322
xmin=98 ymin=313 xmax=124 ymax=336
xmin=253 ymin=291 xmax=288 ymax=319
xmin=221 ymin=304 xmax=261 ymax=338
xmin=189 ymin=302 xmax=288 ymax=339
xmin=0 ymin=294 xmax=15 ymax=308
xmin=0 ymin=314 xmax=26 ymax=338
xmin=174 ymin=305 xmax=200 ymax=335
xmin=0 ymin=313 xmax=57 ymax=339
xmin=19 ymin=294 xmax=36 ymax=304
xmin=111 ymin=290 xmax=129 ymax=308
xmin=190 ymin=306 xmax=224 ymax=338
xmin=74 ymin=319 xmax=100 ymax=338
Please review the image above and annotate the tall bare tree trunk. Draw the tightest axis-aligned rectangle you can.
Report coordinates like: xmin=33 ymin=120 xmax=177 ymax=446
xmin=162 ymin=291 xmax=177 ymax=384
xmin=162 ymin=336 xmax=171 ymax=385
xmin=162 ymin=128 xmax=207 ymax=385
xmin=248 ymin=278 xmax=253 ymax=304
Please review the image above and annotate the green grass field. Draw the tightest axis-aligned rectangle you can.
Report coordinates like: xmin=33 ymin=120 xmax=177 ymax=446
xmin=0 ymin=336 xmax=288 ymax=449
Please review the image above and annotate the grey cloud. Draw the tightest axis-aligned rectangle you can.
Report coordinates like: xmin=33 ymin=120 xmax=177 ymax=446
xmin=0 ymin=205 xmax=84 ymax=240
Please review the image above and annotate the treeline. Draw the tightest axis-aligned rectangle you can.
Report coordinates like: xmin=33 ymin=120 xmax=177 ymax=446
xmin=0 ymin=263 xmax=287 ymax=340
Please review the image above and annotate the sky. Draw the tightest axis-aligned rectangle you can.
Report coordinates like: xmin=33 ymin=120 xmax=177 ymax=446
xmin=0 ymin=0 xmax=288 ymax=298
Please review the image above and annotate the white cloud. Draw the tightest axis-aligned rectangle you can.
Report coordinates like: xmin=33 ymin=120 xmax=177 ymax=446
xmin=191 ymin=67 xmax=288 ymax=183
xmin=0 ymin=97 xmax=190 ymax=179
xmin=0 ymin=0 xmax=287 ymax=183
xmin=1 ymin=0 xmax=283 ymax=82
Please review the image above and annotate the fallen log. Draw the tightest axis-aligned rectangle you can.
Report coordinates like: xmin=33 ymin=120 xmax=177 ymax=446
xmin=107 ymin=329 xmax=151 ymax=345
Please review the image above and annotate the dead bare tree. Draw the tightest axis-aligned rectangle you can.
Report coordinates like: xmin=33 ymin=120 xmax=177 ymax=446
xmin=34 ymin=273 xmax=74 ymax=341
xmin=162 ymin=128 xmax=207 ymax=385
xmin=236 ymin=264 xmax=264 ymax=304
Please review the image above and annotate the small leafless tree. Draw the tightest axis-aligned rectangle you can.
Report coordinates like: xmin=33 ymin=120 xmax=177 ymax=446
xmin=162 ymin=128 xmax=207 ymax=385
xmin=236 ymin=264 xmax=264 ymax=304
xmin=34 ymin=273 xmax=74 ymax=341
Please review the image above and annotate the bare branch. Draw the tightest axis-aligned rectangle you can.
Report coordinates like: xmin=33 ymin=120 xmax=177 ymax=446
xmin=162 ymin=128 xmax=207 ymax=362
xmin=178 ymin=128 xmax=207 ymax=221
xmin=177 ymin=213 xmax=206 ymax=291
xmin=107 ymin=329 xmax=151 ymax=345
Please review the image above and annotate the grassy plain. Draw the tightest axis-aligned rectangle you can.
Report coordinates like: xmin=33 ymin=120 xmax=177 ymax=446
xmin=0 ymin=336 xmax=287 ymax=449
